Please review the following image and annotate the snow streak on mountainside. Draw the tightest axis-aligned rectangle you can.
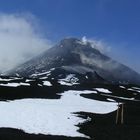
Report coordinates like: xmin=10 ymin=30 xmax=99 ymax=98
xmin=8 ymin=38 xmax=140 ymax=85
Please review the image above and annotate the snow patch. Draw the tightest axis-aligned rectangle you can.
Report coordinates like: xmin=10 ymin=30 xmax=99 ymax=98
xmin=119 ymin=86 xmax=125 ymax=89
xmin=0 ymin=82 xmax=30 ymax=87
xmin=58 ymin=74 xmax=79 ymax=86
xmin=95 ymin=88 xmax=112 ymax=93
xmin=60 ymin=74 xmax=79 ymax=83
xmin=43 ymin=81 xmax=52 ymax=86
xmin=132 ymin=87 xmax=140 ymax=90
xmin=0 ymin=78 xmax=13 ymax=82
xmin=127 ymin=88 xmax=140 ymax=93
xmin=0 ymin=90 xmax=118 ymax=138
xmin=39 ymin=77 xmax=48 ymax=80
xmin=107 ymin=98 xmax=116 ymax=102
xmin=30 ymin=71 xmax=51 ymax=77
xmin=102 ymin=94 xmax=137 ymax=101
xmin=19 ymin=83 xmax=30 ymax=86
xmin=0 ymin=83 xmax=20 ymax=87
xmin=26 ymin=79 xmax=35 ymax=82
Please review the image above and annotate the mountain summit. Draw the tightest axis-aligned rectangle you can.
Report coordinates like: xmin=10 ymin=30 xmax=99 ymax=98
xmin=8 ymin=38 xmax=140 ymax=85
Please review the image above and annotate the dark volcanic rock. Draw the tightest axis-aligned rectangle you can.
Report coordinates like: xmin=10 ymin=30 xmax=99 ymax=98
xmin=8 ymin=38 xmax=140 ymax=85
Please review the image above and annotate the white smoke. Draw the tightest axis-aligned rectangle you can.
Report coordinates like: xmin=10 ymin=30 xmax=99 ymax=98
xmin=77 ymin=36 xmax=120 ymax=71
xmin=0 ymin=13 xmax=51 ymax=72
xmin=81 ymin=36 xmax=88 ymax=45
xmin=78 ymin=51 xmax=120 ymax=71
xmin=81 ymin=36 xmax=111 ymax=54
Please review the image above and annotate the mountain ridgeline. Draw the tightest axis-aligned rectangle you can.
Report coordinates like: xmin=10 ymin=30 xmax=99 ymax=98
xmin=8 ymin=38 xmax=140 ymax=85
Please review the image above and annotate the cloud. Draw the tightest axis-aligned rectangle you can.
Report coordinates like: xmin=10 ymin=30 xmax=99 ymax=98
xmin=0 ymin=13 xmax=51 ymax=72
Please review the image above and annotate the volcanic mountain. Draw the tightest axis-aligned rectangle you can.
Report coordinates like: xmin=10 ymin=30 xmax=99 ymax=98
xmin=8 ymin=38 xmax=140 ymax=85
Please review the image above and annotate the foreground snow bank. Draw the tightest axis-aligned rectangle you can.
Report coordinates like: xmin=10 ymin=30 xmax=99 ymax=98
xmin=0 ymin=90 xmax=118 ymax=137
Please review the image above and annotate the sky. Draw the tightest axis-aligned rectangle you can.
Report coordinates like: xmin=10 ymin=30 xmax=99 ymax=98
xmin=0 ymin=0 xmax=139 ymax=73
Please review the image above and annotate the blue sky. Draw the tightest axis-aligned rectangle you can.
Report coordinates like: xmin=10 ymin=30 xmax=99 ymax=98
xmin=0 ymin=0 xmax=140 ymax=72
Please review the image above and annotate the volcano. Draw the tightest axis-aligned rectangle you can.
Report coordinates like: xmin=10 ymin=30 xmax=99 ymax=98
xmin=8 ymin=38 xmax=140 ymax=85
xmin=0 ymin=38 xmax=140 ymax=139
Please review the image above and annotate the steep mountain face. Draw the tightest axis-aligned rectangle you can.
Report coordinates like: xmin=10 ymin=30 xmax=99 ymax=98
xmin=8 ymin=38 xmax=140 ymax=85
